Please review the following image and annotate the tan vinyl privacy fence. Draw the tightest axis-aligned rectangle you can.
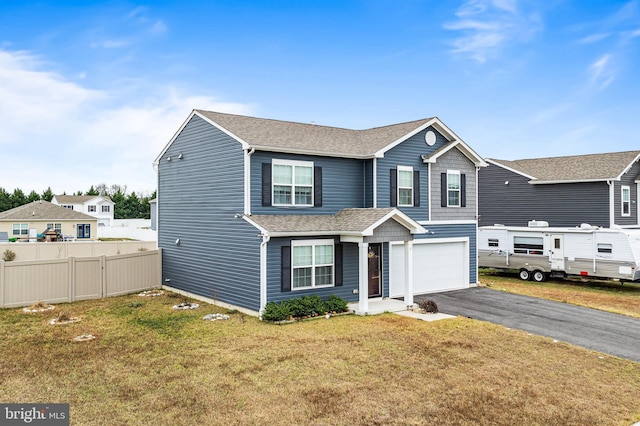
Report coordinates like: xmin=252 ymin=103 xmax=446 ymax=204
xmin=0 ymin=241 xmax=157 ymax=262
xmin=0 ymin=249 xmax=162 ymax=308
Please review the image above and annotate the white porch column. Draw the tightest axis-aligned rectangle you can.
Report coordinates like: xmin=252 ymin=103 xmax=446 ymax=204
xmin=404 ymin=240 xmax=414 ymax=307
xmin=358 ymin=242 xmax=369 ymax=313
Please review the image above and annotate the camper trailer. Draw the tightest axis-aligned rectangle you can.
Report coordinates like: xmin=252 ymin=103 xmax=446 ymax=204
xmin=478 ymin=221 xmax=640 ymax=282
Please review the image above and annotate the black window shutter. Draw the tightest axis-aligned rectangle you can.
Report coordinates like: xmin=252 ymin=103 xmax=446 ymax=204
xmin=334 ymin=244 xmax=343 ymax=286
xmin=262 ymin=163 xmax=272 ymax=207
xmin=441 ymin=173 xmax=447 ymax=207
xmin=281 ymin=245 xmax=291 ymax=292
xmin=461 ymin=174 xmax=466 ymax=207
xmin=390 ymin=169 xmax=397 ymax=207
xmin=314 ymin=166 xmax=322 ymax=207
xmin=413 ymin=170 xmax=420 ymax=207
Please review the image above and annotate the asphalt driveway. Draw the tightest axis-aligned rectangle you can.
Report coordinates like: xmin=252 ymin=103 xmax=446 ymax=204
xmin=416 ymin=287 xmax=640 ymax=363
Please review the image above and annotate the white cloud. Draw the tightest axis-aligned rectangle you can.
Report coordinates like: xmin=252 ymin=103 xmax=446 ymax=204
xmin=578 ymin=33 xmax=612 ymax=44
xmin=0 ymin=49 xmax=253 ymax=194
xmin=444 ymin=0 xmax=542 ymax=63
xmin=588 ymin=54 xmax=616 ymax=91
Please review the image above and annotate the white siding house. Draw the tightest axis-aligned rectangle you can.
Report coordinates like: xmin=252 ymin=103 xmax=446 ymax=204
xmin=51 ymin=195 xmax=115 ymax=227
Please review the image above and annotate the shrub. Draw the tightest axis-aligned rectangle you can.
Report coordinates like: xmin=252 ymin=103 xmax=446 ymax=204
xmin=418 ymin=299 xmax=439 ymax=313
xmin=325 ymin=294 xmax=349 ymax=313
xmin=261 ymin=301 xmax=291 ymax=322
xmin=262 ymin=295 xmax=349 ymax=322
xmin=2 ymin=249 xmax=16 ymax=261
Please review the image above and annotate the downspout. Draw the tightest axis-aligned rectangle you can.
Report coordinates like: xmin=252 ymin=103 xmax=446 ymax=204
xmin=608 ymin=180 xmax=615 ymax=227
xmin=244 ymin=147 xmax=255 ymax=215
xmin=259 ymin=234 xmax=270 ymax=314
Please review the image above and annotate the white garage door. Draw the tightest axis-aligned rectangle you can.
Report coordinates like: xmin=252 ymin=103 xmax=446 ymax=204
xmin=389 ymin=239 xmax=468 ymax=298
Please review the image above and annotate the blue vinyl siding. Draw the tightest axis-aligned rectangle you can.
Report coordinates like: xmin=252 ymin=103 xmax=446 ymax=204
xmin=364 ymin=160 xmax=374 ymax=208
xmin=479 ymin=164 xmax=610 ymax=227
xmin=376 ymin=126 xmax=449 ymax=220
xmin=158 ymin=115 xmax=261 ymax=311
xmin=251 ymin=151 xmax=366 ymax=214
xmin=266 ymin=237 xmax=359 ymax=304
xmin=414 ymin=223 xmax=478 ymax=284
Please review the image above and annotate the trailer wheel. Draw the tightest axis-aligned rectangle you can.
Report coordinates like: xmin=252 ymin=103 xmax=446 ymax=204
xmin=532 ymin=270 xmax=547 ymax=282
xmin=518 ymin=269 xmax=531 ymax=281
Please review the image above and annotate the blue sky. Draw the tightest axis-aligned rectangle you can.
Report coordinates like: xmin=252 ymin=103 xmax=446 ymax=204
xmin=1 ymin=0 xmax=639 ymax=195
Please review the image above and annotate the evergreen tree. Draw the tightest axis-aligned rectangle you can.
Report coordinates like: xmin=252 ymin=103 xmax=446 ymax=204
xmin=110 ymin=188 xmax=127 ymax=219
xmin=41 ymin=187 xmax=54 ymax=202
xmin=0 ymin=188 xmax=11 ymax=212
xmin=26 ymin=190 xmax=41 ymax=203
xmin=10 ymin=189 xmax=26 ymax=208
xmin=86 ymin=186 xmax=99 ymax=196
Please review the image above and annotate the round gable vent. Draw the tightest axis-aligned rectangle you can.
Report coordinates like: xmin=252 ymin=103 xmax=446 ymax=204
xmin=425 ymin=130 xmax=436 ymax=146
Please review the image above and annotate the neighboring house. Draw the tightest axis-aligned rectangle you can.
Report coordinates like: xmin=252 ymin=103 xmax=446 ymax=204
xmin=51 ymin=195 xmax=115 ymax=227
xmin=0 ymin=200 xmax=98 ymax=241
xmin=154 ymin=110 xmax=487 ymax=315
xmin=479 ymin=151 xmax=640 ymax=228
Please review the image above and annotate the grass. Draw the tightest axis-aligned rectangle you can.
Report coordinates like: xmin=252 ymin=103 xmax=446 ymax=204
xmin=479 ymin=269 xmax=640 ymax=318
xmin=0 ymin=291 xmax=639 ymax=425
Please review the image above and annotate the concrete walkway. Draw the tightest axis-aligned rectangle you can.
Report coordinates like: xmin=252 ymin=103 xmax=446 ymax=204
xmin=417 ymin=287 xmax=640 ymax=363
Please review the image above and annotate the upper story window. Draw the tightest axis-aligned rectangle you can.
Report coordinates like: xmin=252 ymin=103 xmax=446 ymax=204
xmin=272 ymin=159 xmax=314 ymax=206
xmin=447 ymin=170 xmax=461 ymax=207
xmin=88 ymin=205 xmax=96 ymax=212
xmin=101 ymin=205 xmax=111 ymax=213
xmin=62 ymin=205 xmax=74 ymax=210
xmin=397 ymin=166 xmax=414 ymax=207
xmin=12 ymin=223 xmax=28 ymax=236
xmin=488 ymin=238 xmax=499 ymax=247
xmin=622 ymin=186 xmax=631 ymax=217
xmin=440 ymin=170 xmax=466 ymax=208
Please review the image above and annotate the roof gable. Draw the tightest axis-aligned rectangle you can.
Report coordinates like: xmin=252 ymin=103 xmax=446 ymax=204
xmin=53 ymin=195 xmax=113 ymax=204
xmin=488 ymin=151 xmax=640 ymax=184
xmin=155 ymin=110 xmax=485 ymax=164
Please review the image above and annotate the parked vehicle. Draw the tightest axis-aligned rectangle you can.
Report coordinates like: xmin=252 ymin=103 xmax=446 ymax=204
xmin=478 ymin=221 xmax=640 ymax=282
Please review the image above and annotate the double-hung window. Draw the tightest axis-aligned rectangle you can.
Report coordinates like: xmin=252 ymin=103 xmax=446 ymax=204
xmin=622 ymin=186 xmax=631 ymax=216
xmin=47 ymin=223 xmax=62 ymax=233
xmin=273 ymin=160 xmax=313 ymax=206
xmin=292 ymin=240 xmax=334 ymax=289
xmin=397 ymin=166 xmax=414 ymax=207
xmin=101 ymin=205 xmax=111 ymax=213
xmin=88 ymin=205 xmax=96 ymax=212
xmin=12 ymin=223 xmax=28 ymax=236
xmin=447 ymin=170 xmax=461 ymax=207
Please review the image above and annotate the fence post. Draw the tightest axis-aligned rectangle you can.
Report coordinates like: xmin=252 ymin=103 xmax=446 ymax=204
xmin=68 ymin=257 xmax=75 ymax=303
xmin=0 ymin=260 xmax=4 ymax=308
xmin=101 ymin=255 xmax=107 ymax=297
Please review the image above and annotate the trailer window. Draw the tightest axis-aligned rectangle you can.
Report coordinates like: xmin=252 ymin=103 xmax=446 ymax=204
xmin=488 ymin=238 xmax=499 ymax=247
xmin=597 ymin=243 xmax=613 ymax=254
xmin=514 ymin=236 xmax=544 ymax=255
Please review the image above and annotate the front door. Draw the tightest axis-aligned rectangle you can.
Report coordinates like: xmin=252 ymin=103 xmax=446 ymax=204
xmin=550 ymin=235 xmax=564 ymax=270
xmin=368 ymin=243 xmax=382 ymax=297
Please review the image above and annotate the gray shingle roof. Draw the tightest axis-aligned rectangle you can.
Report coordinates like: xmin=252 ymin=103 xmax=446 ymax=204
xmin=54 ymin=195 xmax=112 ymax=204
xmin=247 ymin=208 xmax=422 ymax=235
xmin=0 ymin=201 xmax=97 ymax=221
xmin=196 ymin=110 xmax=434 ymax=157
xmin=488 ymin=151 xmax=640 ymax=183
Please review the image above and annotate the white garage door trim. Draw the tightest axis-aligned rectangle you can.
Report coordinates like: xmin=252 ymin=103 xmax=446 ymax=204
xmin=389 ymin=237 xmax=469 ymax=298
